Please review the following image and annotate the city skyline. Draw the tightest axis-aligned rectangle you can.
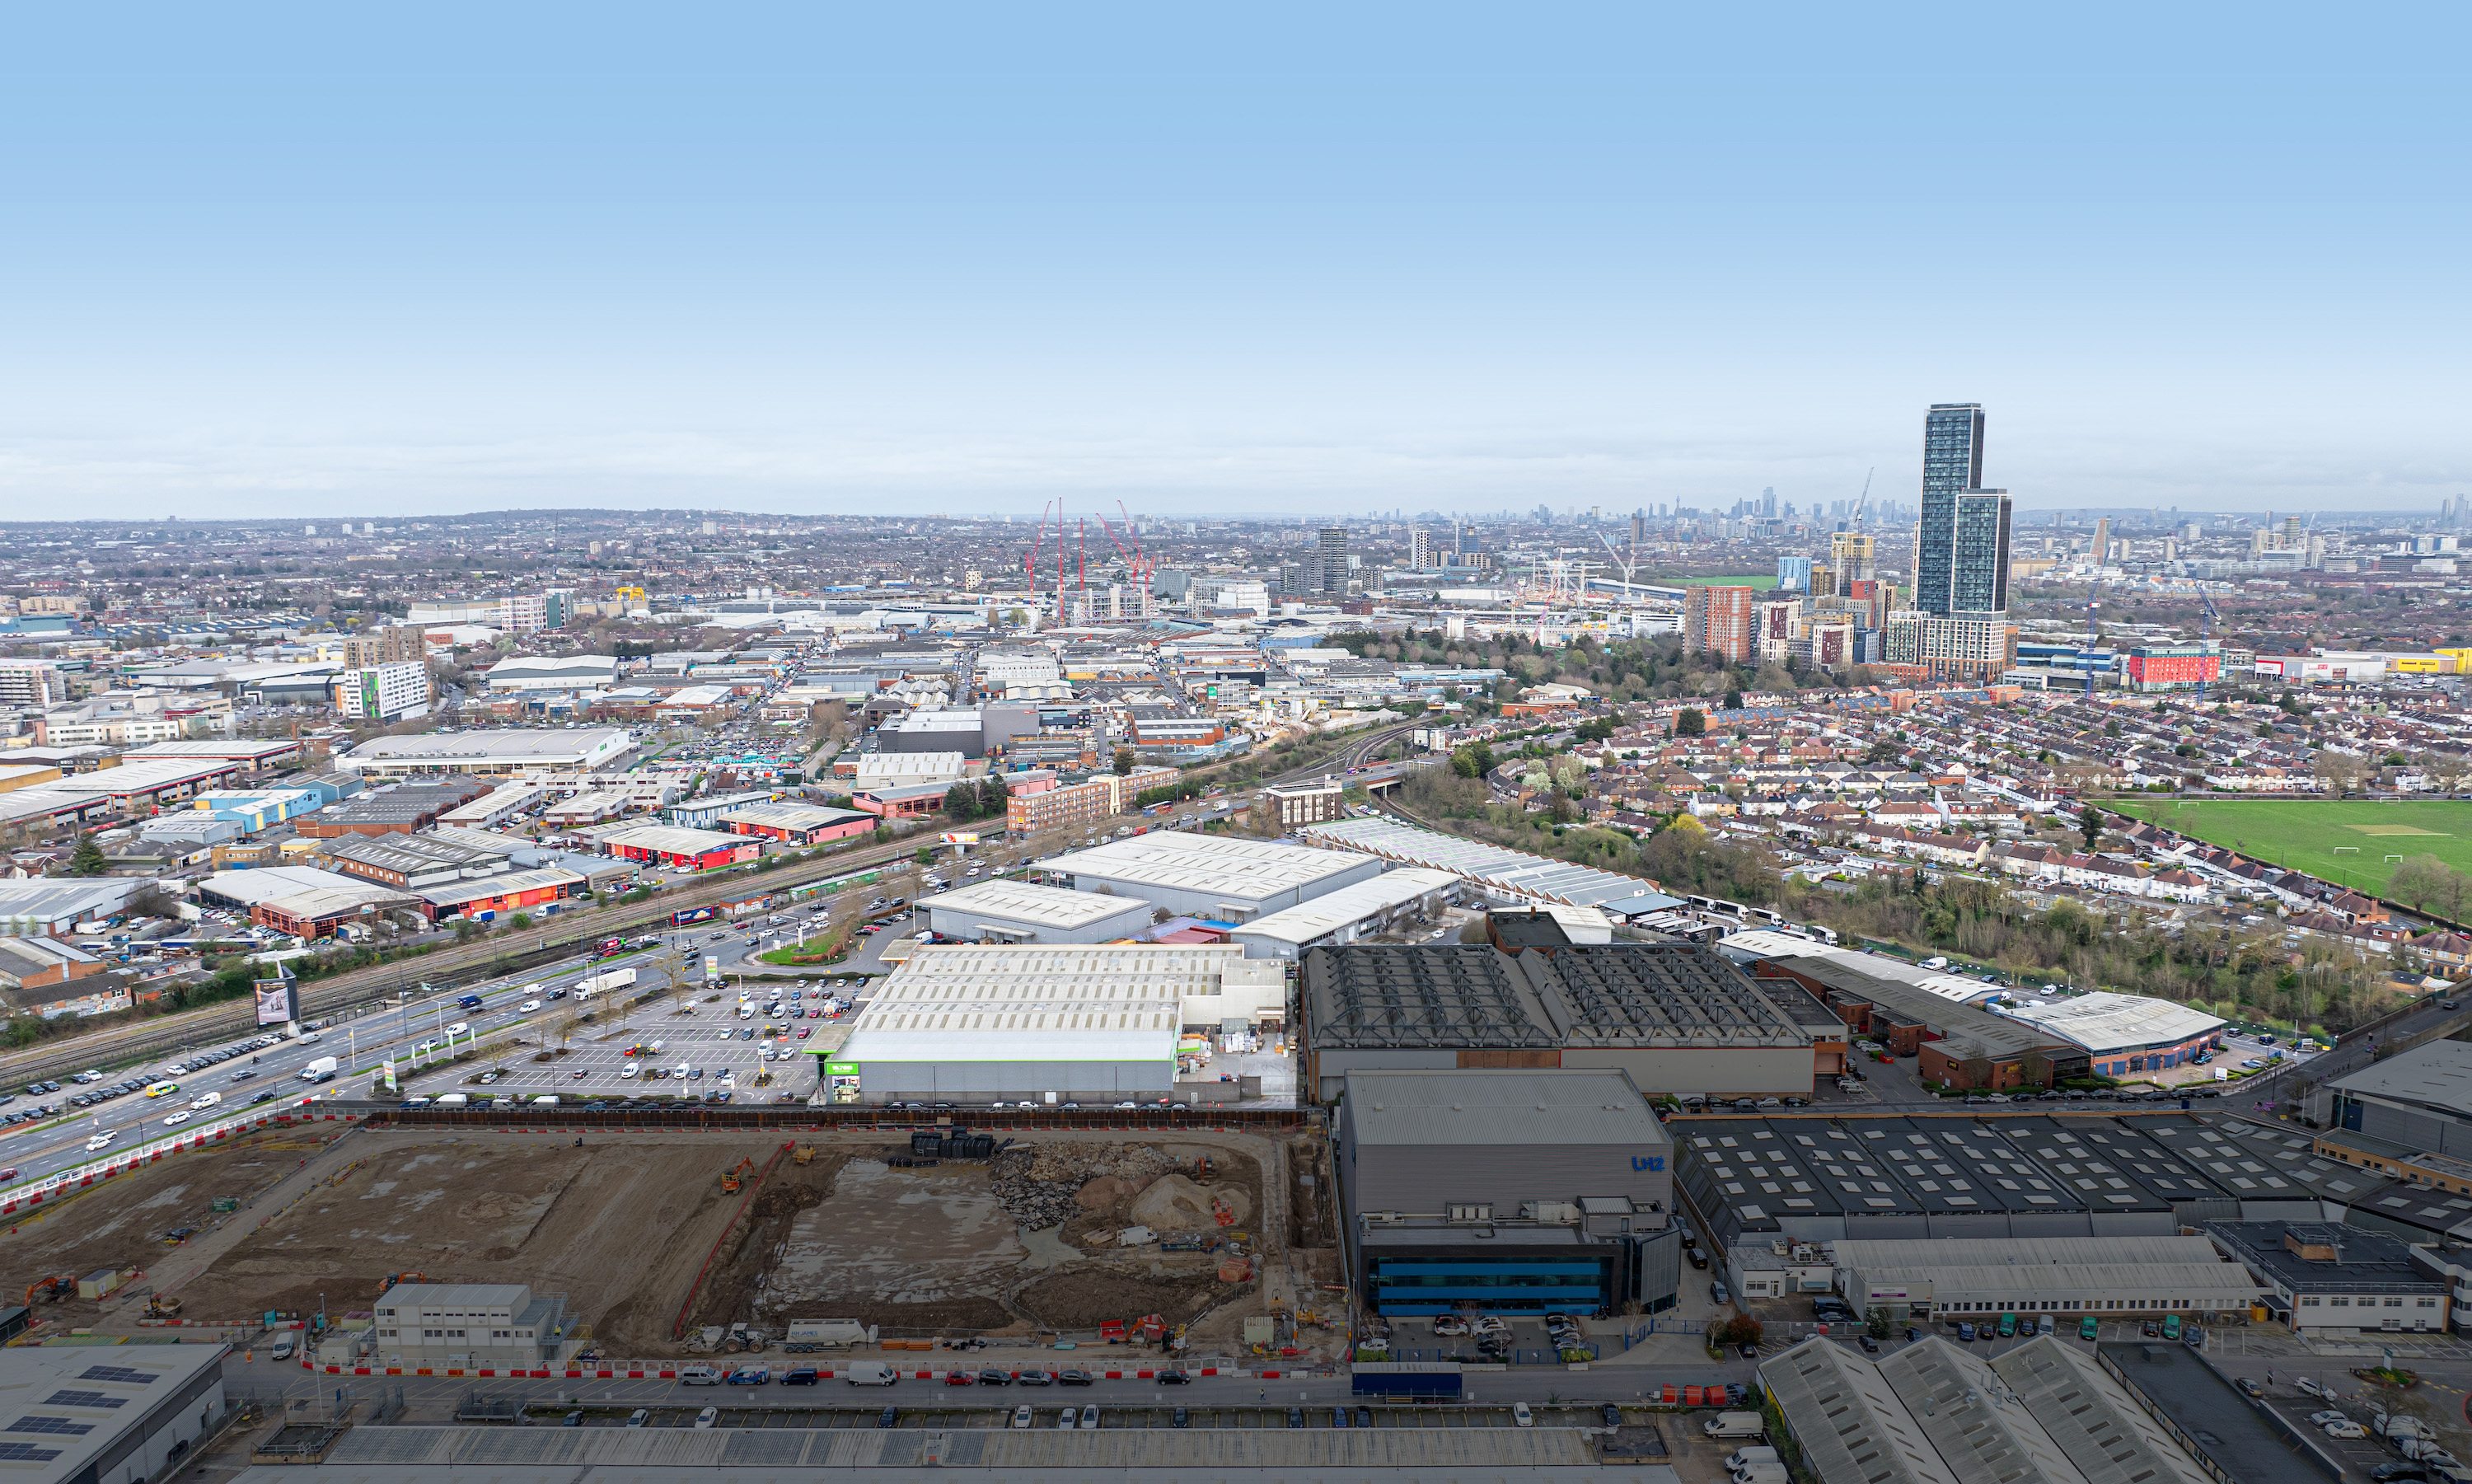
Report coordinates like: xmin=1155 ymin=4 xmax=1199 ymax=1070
xmin=1 ymin=7 xmax=2465 ymax=520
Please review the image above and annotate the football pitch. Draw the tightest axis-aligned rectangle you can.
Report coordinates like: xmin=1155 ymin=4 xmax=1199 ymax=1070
xmin=2109 ymin=798 xmax=2472 ymax=896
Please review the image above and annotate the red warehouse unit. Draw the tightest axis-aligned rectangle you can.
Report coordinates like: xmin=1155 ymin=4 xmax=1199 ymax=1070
xmin=419 ymin=868 xmax=588 ymax=922
xmin=600 ymin=825 xmax=761 ymax=872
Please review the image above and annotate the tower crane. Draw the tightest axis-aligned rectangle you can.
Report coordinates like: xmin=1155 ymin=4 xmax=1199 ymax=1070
xmin=2196 ymin=588 xmax=2223 ymax=703
xmin=1850 ymin=467 xmax=1874 ymax=528
xmin=2081 ymin=582 xmax=2106 ymax=698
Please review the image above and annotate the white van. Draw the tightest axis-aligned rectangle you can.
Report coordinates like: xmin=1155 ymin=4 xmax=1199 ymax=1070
xmin=531 ymin=1095 xmax=559 ymax=1107
xmin=679 ymin=1365 xmax=724 ymax=1385
xmin=844 ymin=1362 xmax=899 ymax=1387
xmin=269 ymin=1337 xmax=296 ymax=1361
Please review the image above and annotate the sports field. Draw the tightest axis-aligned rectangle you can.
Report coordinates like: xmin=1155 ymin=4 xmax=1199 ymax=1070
xmin=2110 ymin=798 xmax=2472 ymax=896
xmin=1651 ymin=573 xmax=1780 ymax=590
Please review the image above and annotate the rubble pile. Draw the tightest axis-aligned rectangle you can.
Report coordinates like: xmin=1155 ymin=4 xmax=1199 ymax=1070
xmin=990 ymin=1144 xmax=1179 ymax=1231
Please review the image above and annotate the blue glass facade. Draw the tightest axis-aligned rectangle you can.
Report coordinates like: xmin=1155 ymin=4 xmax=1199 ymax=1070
xmin=1913 ymin=404 xmax=2009 ymax=616
xmin=1366 ymin=1254 xmax=1620 ymax=1316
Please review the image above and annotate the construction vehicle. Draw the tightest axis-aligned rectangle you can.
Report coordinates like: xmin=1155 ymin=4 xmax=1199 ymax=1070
xmin=1211 ymin=1195 xmax=1236 ymax=1227
xmin=1191 ymin=1155 xmax=1213 ymax=1184
xmin=24 ymin=1276 xmax=73 ymax=1305
xmin=146 ymin=1294 xmax=183 ymax=1318
xmin=1134 ymin=1313 xmax=1166 ymax=1345
xmin=793 ymin=1145 xmax=815 ymax=1166
xmin=722 ymin=1158 xmax=756 ymax=1195
xmin=378 ymin=1271 xmax=426 ymax=1294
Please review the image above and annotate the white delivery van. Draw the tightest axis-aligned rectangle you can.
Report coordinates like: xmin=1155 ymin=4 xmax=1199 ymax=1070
xmin=269 ymin=1337 xmax=296 ymax=1361
xmin=435 ymin=1093 xmax=468 ymax=1107
xmin=531 ymin=1095 xmax=559 ymax=1107
xmin=679 ymin=1365 xmax=723 ymax=1386
xmin=1726 ymin=1447 xmax=1780 ymax=1471
xmin=844 ymin=1363 xmax=899 ymax=1386
xmin=1704 ymin=1411 xmax=1766 ymax=1439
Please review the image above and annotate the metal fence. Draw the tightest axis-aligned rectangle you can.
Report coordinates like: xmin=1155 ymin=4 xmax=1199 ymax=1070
xmin=365 ymin=1103 xmax=1317 ymax=1131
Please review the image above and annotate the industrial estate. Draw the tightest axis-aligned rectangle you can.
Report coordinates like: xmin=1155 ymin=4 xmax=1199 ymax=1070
xmin=5 ymin=405 xmax=2472 ymax=1483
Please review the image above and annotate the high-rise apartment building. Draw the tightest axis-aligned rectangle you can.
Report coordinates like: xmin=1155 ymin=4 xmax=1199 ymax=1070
xmin=1828 ymin=533 xmax=1875 ymax=595
xmin=2090 ymin=517 xmax=2112 ymax=565
xmin=1682 ymin=585 xmax=1757 ymax=664
xmin=1776 ymin=555 xmax=1814 ymax=592
xmin=334 ymin=662 xmax=433 ymax=723
xmin=1912 ymin=403 xmax=2011 ymax=617
xmin=1317 ymin=527 xmax=1349 ymax=595
xmin=1408 ymin=529 xmax=1440 ymax=571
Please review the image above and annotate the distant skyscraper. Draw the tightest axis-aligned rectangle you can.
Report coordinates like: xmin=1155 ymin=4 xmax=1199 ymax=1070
xmin=1317 ymin=527 xmax=1348 ymax=594
xmin=1913 ymin=403 xmax=2011 ymax=616
xmin=1761 ymin=486 xmax=1777 ymax=518
xmin=2091 ymin=517 xmax=2112 ymax=565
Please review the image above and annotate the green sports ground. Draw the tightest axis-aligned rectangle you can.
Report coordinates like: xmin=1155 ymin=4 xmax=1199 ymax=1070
xmin=2109 ymin=798 xmax=2472 ymax=896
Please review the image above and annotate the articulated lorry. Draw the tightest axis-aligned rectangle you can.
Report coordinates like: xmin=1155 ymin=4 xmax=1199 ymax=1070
xmin=574 ymin=967 xmax=636 ymax=999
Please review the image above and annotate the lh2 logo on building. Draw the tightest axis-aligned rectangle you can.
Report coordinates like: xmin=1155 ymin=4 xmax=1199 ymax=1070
xmin=1632 ymin=1155 xmax=1665 ymax=1173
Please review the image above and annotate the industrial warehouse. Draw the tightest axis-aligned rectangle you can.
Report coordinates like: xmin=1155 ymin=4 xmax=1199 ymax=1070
xmin=817 ymin=943 xmax=1285 ymax=1103
xmin=1227 ymin=866 xmax=1463 ymax=960
xmin=1302 ymin=935 xmax=1835 ymax=1102
xmin=1337 ymin=1067 xmax=1682 ymax=1318
xmin=922 ymin=878 xmax=1158 ymax=944
xmin=1034 ymin=831 xmax=1383 ymax=920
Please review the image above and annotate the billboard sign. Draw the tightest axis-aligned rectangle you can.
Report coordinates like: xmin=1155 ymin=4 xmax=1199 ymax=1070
xmin=253 ymin=975 xmax=299 ymax=1027
xmin=939 ymin=832 xmax=981 ymax=845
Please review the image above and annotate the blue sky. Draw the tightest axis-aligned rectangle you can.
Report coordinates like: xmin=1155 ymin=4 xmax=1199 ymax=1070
xmin=2 ymin=3 xmax=2465 ymax=521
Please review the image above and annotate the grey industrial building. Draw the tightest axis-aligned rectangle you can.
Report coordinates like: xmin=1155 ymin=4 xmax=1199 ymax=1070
xmin=1337 ymin=1067 xmax=1679 ymax=1318
xmin=2203 ymin=1220 xmax=2451 ymax=1334
xmin=1761 ymin=1332 xmax=2219 ymax=1484
xmin=922 ymin=879 xmax=1155 ymax=945
xmin=1821 ymin=1234 xmax=2262 ymax=1324
xmin=2320 ymin=1039 xmax=2472 ymax=1156
xmin=0 ymin=1342 xmax=232 ymax=1484
xmin=1037 ymin=833 xmax=1383 ymax=921
xmin=1674 ymin=1112 xmax=2272 ymax=1249
xmin=1303 ymin=941 xmax=1827 ymax=1102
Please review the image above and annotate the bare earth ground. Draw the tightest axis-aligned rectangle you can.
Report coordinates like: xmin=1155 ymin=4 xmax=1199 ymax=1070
xmin=174 ymin=1134 xmax=784 ymax=1354
xmin=3 ymin=1126 xmax=1327 ymax=1358
xmin=0 ymin=1126 xmax=353 ymax=1327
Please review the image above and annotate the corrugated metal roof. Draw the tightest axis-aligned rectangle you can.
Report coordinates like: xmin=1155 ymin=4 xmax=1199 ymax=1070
xmin=1344 ymin=1068 xmax=1667 ymax=1148
xmin=1997 ymin=991 xmax=2226 ymax=1055
xmin=1228 ymin=868 xmax=1462 ymax=947
xmin=1042 ymin=832 xmax=1369 ymax=902
xmin=1989 ymin=1341 xmax=2222 ymax=1484
xmin=1878 ymin=1341 xmax=2094 ymax=1484
xmin=1758 ymin=1338 xmax=1959 ymax=1484
xmin=2328 ymin=1038 xmax=2472 ymax=1114
xmin=1296 ymin=817 xmax=1658 ymax=906
xmin=923 ymin=879 xmax=1151 ymax=930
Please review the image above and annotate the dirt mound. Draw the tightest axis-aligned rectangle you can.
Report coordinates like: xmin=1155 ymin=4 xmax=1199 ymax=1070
xmin=1075 ymin=1176 xmax=1131 ymax=1210
xmin=1128 ymin=1174 xmax=1248 ymax=1231
xmin=1014 ymin=1263 xmax=1235 ymax=1329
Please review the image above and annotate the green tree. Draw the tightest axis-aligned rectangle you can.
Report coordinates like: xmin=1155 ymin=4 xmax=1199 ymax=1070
xmin=976 ymin=774 xmax=1011 ymax=817
xmin=1112 ymin=747 xmax=1135 ymax=775
xmin=1675 ymin=708 xmax=1707 ymax=737
xmin=67 ymin=832 xmax=108 ymax=876
xmin=2079 ymin=807 xmax=2107 ymax=850
xmin=915 ymin=845 xmax=935 ymax=864
xmin=1723 ymin=690 xmax=1744 ymax=711
xmin=1449 ymin=742 xmax=1495 ymax=779
xmin=942 ymin=783 xmax=981 ymax=820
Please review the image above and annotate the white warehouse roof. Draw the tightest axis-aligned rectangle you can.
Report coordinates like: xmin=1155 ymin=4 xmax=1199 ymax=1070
xmin=925 ymin=879 xmax=1151 ymax=932
xmin=1231 ymin=868 xmax=1462 ymax=948
xmin=1040 ymin=831 xmax=1367 ymax=905
xmin=1994 ymin=990 xmax=2226 ymax=1055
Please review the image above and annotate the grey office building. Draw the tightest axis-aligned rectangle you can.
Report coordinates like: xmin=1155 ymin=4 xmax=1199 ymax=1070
xmin=1913 ymin=403 xmax=2012 ymax=617
xmin=1318 ymin=527 xmax=1348 ymax=595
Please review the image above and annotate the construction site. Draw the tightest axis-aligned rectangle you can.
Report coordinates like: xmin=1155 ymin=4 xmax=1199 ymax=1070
xmin=0 ymin=1121 xmax=1345 ymax=1361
